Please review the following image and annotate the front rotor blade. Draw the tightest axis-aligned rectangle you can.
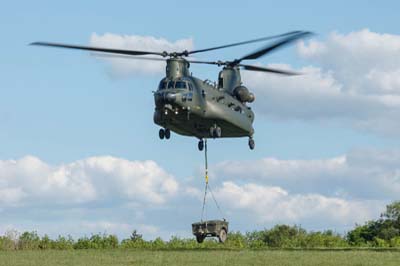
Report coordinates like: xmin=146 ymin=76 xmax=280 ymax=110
xmin=30 ymin=42 xmax=166 ymax=57
xmin=238 ymin=31 xmax=313 ymax=62
xmin=187 ymin=31 xmax=302 ymax=55
xmin=92 ymin=53 xmax=168 ymax=62
xmin=240 ymin=64 xmax=300 ymax=75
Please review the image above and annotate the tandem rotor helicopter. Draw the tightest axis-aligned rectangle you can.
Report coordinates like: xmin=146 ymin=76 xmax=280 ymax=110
xmin=31 ymin=31 xmax=312 ymax=151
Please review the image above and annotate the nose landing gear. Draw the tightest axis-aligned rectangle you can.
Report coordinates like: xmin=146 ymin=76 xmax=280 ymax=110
xmin=210 ymin=125 xmax=222 ymax=138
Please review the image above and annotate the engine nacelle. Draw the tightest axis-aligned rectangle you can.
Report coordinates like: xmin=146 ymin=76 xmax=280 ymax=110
xmin=233 ymin=86 xmax=255 ymax=103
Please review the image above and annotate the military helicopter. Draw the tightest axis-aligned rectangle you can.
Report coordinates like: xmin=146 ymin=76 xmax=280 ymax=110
xmin=31 ymin=31 xmax=311 ymax=151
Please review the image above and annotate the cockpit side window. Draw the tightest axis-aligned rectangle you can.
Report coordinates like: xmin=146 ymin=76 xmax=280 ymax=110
xmin=218 ymin=77 xmax=223 ymax=88
xmin=175 ymin=81 xmax=187 ymax=89
xmin=167 ymin=81 xmax=175 ymax=89
xmin=158 ymin=81 xmax=167 ymax=90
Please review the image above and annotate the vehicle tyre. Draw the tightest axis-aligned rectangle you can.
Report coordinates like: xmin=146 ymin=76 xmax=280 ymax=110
xmin=218 ymin=229 xmax=227 ymax=243
xmin=159 ymin=129 xmax=165 ymax=139
xmin=198 ymin=140 xmax=204 ymax=151
xmin=165 ymin=128 xmax=171 ymax=139
xmin=196 ymin=234 xmax=205 ymax=243
xmin=248 ymin=138 xmax=255 ymax=150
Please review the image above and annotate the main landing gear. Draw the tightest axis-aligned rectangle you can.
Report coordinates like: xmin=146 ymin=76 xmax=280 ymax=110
xmin=159 ymin=128 xmax=170 ymax=140
xmin=248 ymin=137 xmax=255 ymax=150
xmin=198 ymin=139 xmax=204 ymax=151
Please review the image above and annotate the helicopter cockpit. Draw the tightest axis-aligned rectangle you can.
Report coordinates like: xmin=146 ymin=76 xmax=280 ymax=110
xmin=158 ymin=79 xmax=194 ymax=91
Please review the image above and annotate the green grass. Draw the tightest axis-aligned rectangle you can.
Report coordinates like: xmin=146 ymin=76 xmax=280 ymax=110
xmin=0 ymin=250 xmax=400 ymax=266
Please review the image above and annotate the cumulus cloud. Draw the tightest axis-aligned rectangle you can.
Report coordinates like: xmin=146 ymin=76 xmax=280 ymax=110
xmin=0 ymin=156 xmax=178 ymax=206
xmin=214 ymin=149 xmax=400 ymax=200
xmin=215 ymin=181 xmax=383 ymax=228
xmin=242 ymin=29 xmax=400 ymax=136
xmin=0 ymin=151 xmax=396 ymax=236
xmin=90 ymin=33 xmax=194 ymax=76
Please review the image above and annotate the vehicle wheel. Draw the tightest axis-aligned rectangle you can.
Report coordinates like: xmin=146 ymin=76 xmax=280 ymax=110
xmin=248 ymin=138 xmax=255 ymax=150
xmin=198 ymin=140 xmax=204 ymax=151
xmin=196 ymin=235 xmax=205 ymax=243
xmin=218 ymin=229 xmax=227 ymax=243
xmin=159 ymin=129 xmax=165 ymax=139
xmin=165 ymin=128 xmax=171 ymax=139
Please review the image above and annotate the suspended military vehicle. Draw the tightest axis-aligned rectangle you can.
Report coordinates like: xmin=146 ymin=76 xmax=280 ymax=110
xmin=31 ymin=31 xmax=311 ymax=150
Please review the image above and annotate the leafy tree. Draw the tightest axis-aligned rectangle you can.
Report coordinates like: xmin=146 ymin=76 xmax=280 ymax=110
xmin=382 ymin=201 xmax=400 ymax=228
xmin=18 ymin=231 xmax=40 ymax=250
xmin=53 ymin=235 xmax=74 ymax=250
xmin=263 ymin=225 xmax=307 ymax=248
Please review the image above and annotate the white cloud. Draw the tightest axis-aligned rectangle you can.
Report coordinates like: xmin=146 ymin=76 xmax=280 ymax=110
xmin=242 ymin=29 xmax=400 ymax=136
xmin=0 ymin=188 xmax=26 ymax=206
xmin=90 ymin=33 xmax=194 ymax=76
xmin=214 ymin=149 xmax=400 ymax=200
xmin=215 ymin=181 xmax=383 ymax=227
xmin=0 ymin=151 xmax=397 ymax=236
xmin=0 ymin=155 xmax=178 ymax=206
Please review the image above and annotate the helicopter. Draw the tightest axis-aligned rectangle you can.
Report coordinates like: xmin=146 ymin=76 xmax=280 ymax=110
xmin=31 ymin=31 xmax=311 ymax=151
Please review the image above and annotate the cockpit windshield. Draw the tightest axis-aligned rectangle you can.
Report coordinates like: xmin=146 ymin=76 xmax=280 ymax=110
xmin=175 ymin=81 xmax=187 ymax=89
xmin=167 ymin=81 xmax=175 ymax=89
xmin=159 ymin=80 xmax=191 ymax=90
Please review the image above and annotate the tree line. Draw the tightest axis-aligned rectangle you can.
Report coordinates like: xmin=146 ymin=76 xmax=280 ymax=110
xmin=1 ymin=201 xmax=399 ymax=250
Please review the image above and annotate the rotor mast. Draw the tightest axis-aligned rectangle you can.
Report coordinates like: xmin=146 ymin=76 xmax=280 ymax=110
xmin=166 ymin=57 xmax=190 ymax=79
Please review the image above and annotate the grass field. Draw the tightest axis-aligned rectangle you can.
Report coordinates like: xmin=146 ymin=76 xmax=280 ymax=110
xmin=0 ymin=249 xmax=399 ymax=266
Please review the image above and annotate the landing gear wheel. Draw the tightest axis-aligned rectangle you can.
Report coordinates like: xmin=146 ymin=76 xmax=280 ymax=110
xmin=215 ymin=127 xmax=222 ymax=138
xmin=159 ymin=129 xmax=165 ymax=140
xmin=248 ymin=138 xmax=255 ymax=150
xmin=196 ymin=234 xmax=205 ymax=243
xmin=210 ymin=126 xmax=222 ymax=138
xmin=218 ymin=229 xmax=227 ymax=243
xmin=165 ymin=129 xmax=171 ymax=139
xmin=198 ymin=140 xmax=204 ymax=151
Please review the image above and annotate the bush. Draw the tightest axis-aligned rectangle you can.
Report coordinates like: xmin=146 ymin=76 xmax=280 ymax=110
xmin=263 ymin=225 xmax=307 ymax=248
xmin=1 ymin=202 xmax=399 ymax=251
xmin=225 ymin=231 xmax=246 ymax=249
xmin=389 ymin=236 xmax=400 ymax=247
xmin=39 ymin=235 xmax=53 ymax=249
xmin=18 ymin=231 xmax=40 ymax=250
xmin=373 ymin=237 xmax=390 ymax=248
xmin=53 ymin=235 xmax=74 ymax=250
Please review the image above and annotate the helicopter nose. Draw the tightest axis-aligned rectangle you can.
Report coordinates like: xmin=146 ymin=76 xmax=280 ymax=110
xmin=164 ymin=92 xmax=176 ymax=103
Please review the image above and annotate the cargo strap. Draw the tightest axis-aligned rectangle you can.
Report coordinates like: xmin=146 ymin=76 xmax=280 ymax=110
xmin=200 ymin=139 xmax=225 ymax=221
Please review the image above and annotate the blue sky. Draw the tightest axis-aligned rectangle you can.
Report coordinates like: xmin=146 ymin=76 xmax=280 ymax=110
xmin=1 ymin=0 xmax=400 ymax=239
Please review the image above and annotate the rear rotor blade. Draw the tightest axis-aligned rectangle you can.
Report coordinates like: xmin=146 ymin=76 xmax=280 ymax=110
xmin=186 ymin=31 xmax=303 ymax=55
xmin=30 ymin=42 xmax=166 ymax=57
xmin=240 ymin=64 xmax=300 ymax=75
xmin=238 ymin=31 xmax=313 ymax=62
xmin=186 ymin=59 xmax=222 ymax=65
